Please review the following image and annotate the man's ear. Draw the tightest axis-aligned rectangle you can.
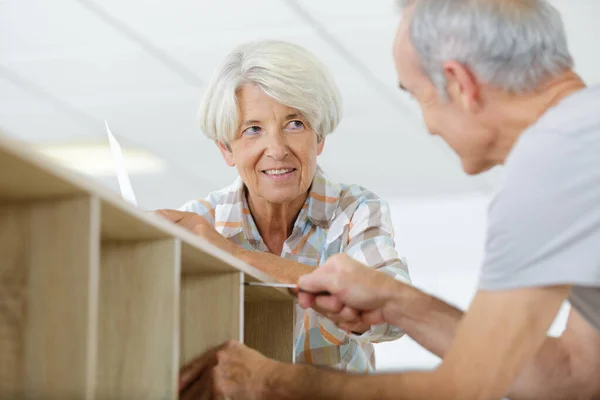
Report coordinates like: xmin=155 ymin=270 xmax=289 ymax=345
xmin=216 ymin=141 xmax=236 ymax=167
xmin=443 ymin=61 xmax=482 ymax=113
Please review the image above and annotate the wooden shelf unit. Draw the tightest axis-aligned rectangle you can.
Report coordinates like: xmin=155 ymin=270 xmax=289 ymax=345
xmin=0 ymin=137 xmax=294 ymax=399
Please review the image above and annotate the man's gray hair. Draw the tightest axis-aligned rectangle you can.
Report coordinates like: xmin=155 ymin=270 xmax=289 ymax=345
xmin=397 ymin=0 xmax=574 ymax=94
xmin=198 ymin=40 xmax=342 ymax=144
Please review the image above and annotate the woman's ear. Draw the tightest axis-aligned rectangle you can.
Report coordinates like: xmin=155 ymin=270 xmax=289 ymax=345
xmin=317 ymin=137 xmax=326 ymax=156
xmin=216 ymin=141 xmax=236 ymax=167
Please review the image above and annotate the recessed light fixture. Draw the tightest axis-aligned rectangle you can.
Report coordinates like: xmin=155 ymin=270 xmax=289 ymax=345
xmin=34 ymin=142 xmax=166 ymax=177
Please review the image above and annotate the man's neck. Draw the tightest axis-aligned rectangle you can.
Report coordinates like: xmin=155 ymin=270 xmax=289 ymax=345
xmin=486 ymin=71 xmax=586 ymax=165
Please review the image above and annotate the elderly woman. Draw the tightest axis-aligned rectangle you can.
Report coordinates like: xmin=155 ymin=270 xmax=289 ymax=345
xmin=160 ymin=40 xmax=410 ymax=372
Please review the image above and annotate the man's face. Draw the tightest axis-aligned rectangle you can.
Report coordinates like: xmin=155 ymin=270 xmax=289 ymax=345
xmin=392 ymin=17 xmax=497 ymax=175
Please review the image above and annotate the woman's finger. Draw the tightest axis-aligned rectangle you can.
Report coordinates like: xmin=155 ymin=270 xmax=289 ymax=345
xmin=155 ymin=209 xmax=185 ymax=223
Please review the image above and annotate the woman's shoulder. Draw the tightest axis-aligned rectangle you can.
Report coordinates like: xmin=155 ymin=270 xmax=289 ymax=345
xmin=317 ymin=169 xmax=383 ymax=205
xmin=179 ymin=179 xmax=243 ymax=217
xmin=315 ymin=169 xmax=388 ymax=220
xmin=321 ymin=181 xmax=393 ymax=238
xmin=336 ymin=181 xmax=387 ymax=212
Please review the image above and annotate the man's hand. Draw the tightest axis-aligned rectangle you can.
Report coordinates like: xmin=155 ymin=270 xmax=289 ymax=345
xmin=179 ymin=341 xmax=280 ymax=400
xmin=298 ymin=253 xmax=408 ymax=328
xmin=156 ymin=209 xmax=239 ymax=256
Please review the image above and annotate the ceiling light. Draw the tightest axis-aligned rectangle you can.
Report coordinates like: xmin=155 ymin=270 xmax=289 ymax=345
xmin=34 ymin=142 xmax=166 ymax=177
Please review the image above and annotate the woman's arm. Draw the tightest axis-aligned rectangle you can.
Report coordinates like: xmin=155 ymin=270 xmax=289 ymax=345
xmin=157 ymin=209 xmax=316 ymax=281
xmin=157 ymin=208 xmax=371 ymax=332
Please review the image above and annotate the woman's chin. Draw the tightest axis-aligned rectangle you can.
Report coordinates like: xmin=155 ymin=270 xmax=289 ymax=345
xmin=255 ymin=188 xmax=305 ymax=205
xmin=263 ymin=194 xmax=300 ymax=205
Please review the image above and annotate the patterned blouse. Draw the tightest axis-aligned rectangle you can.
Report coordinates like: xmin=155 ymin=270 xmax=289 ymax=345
xmin=180 ymin=167 xmax=410 ymax=372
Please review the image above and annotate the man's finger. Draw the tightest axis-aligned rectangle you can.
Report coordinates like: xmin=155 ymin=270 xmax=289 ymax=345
xmin=314 ymin=294 xmax=344 ymax=313
xmin=297 ymin=292 xmax=315 ymax=309
xmin=339 ymin=305 xmax=359 ymax=322
xmin=180 ymin=364 xmax=214 ymax=400
xmin=179 ymin=347 xmax=219 ymax=392
xmin=361 ymin=309 xmax=385 ymax=326
xmin=298 ymin=269 xmax=337 ymax=294
xmin=338 ymin=321 xmax=358 ymax=332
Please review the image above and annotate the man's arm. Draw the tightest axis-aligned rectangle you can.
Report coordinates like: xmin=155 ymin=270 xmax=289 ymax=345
xmin=382 ymin=282 xmax=463 ymax=357
xmin=266 ymin=362 xmax=436 ymax=400
xmin=369 ymin=281 xmax=600 ymax=399
xmin=299 ymin=256 xmax=599 ymax=399
xmin=508 ymin=308 xmax=600 ymax=400
xmin=273 ymin=285 xmax=569 ymax=400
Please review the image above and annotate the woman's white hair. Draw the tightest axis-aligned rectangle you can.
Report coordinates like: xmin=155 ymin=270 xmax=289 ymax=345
xmin=398 ymin=0 xmax=574 ymax=95
xmin=198 ymin=40 xmax=342 ymax=144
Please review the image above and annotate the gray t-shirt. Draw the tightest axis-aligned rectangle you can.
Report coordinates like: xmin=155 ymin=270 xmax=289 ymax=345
xmin=479 ymin=85 xmax=600 ymax=333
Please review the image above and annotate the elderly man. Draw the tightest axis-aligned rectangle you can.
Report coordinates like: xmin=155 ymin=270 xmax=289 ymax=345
xmin=179 ymin=0 xmax=600 ymax=399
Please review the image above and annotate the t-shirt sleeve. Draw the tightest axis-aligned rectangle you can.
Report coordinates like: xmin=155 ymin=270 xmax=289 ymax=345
xmin=479 ymin=129 xmax=600 ymax=291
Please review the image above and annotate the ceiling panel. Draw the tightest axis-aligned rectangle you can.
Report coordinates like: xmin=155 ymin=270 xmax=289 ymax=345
xmin=2 ymin=0 xmax=597 ymax=207
xmin=1 ymin=0 xmax=136 ymax=57
xmin=88 ymin=0 xmax=301 ymax=42
xmin=0 ymin=77 xmax=99 ymax=142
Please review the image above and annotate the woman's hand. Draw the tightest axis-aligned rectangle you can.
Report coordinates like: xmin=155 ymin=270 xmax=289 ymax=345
xmin=155 ymin=209 xmax=239 ymax=256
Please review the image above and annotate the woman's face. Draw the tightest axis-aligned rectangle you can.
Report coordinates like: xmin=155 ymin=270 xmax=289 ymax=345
xmin=218 ymin=83 xmax=325 ymax=205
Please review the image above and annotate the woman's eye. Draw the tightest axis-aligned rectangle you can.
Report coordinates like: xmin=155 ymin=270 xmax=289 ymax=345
xmin=286 ymin=120 xmax=305 ymax=131
xmin=242 ymin=126 xmax=262 ymax=136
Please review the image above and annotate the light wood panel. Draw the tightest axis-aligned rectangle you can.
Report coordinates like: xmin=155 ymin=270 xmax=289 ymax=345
xmin=0 ymin=202 xmax=29 ymax=398
xmin=0 ymin=196 xmax=100 ymax=399
xmin=0 ymin=139 xmax=84 ymax=200
xmin=0 ymin=136 xmax=296 ymax=298
xmin=0 ymin=135 xmax=297 ymax=398
xmin=243 ymin=275 xmax=291 ymax=302
xmin=96 ymin=239 xmax=180 ymax=400
xmin=244 ymin=301 xmax=295 ymax=363
xmin=180 ymin=273 xmax=243 ymax=366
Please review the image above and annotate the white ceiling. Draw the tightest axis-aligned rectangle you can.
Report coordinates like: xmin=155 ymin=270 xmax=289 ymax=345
xmin=1 ymin=0 xmax=598 ymax=209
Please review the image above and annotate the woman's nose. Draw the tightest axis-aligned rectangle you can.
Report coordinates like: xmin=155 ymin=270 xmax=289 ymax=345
xmin=264 ymin=132 xmax=289 ymax=160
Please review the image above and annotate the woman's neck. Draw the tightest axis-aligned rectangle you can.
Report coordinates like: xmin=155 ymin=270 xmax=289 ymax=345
xmin=246 ymin=190 xmax=308 ymax=254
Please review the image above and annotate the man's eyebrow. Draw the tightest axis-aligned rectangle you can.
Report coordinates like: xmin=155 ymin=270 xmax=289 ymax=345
xmin=398 ymin=83 xmax=408 ymax=92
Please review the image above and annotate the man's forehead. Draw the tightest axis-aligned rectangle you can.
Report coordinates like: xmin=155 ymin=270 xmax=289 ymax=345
xmin=396 ymin=0 xmax=417 ymax=10
xmin=394 ymin=31 xmax=425 ymax=90
xmin=394 ymin=18 xmax=415 ymax=64
xmin=395 ymin=3 xmax=415 ymax=47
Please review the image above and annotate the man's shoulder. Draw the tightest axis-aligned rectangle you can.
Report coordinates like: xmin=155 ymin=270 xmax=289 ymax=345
xmin=524 ymin=85 xmax=600 ymax=140
xmin=504 ymin=86 xmax=600 ymax=182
